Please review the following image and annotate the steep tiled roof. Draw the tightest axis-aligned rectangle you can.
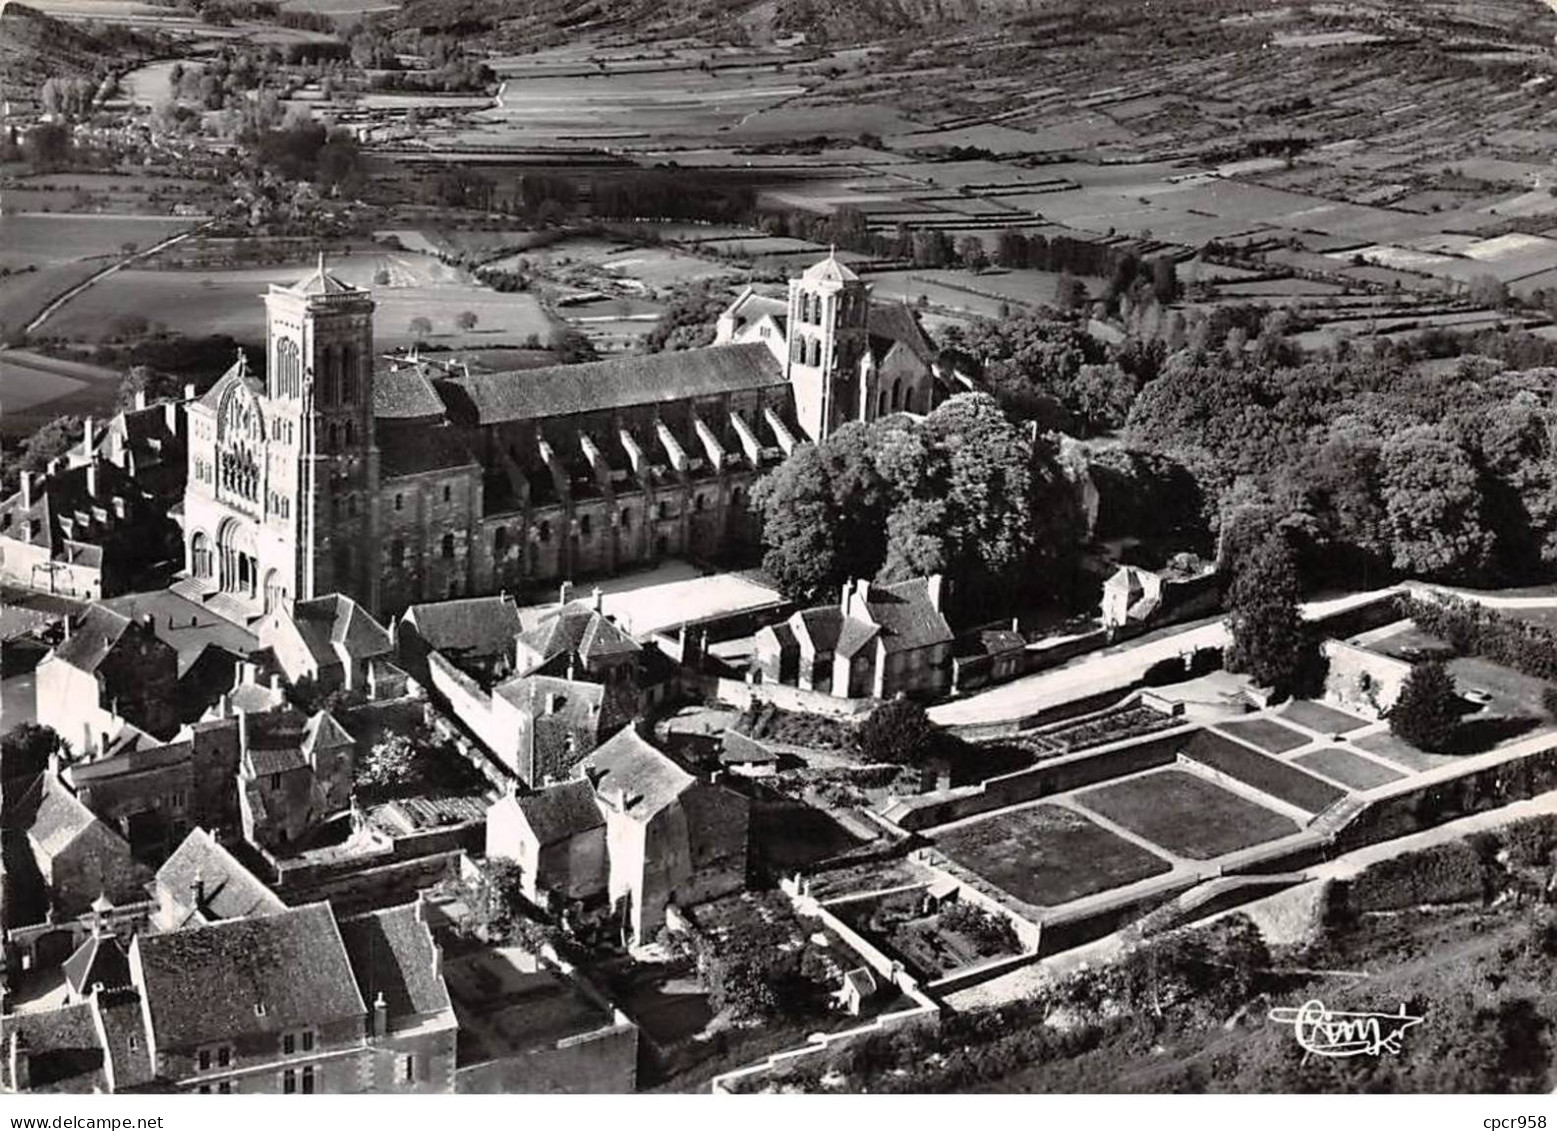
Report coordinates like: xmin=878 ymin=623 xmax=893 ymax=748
xmin=496 ymin=673 xmax=605 ymax=726
xmin=834 ymin=617 xmax=880 ymax=660
xmin=0 ymin=1002 xmax=106 ymax=1092
xmin=373 ymin=365 xmax=446 ymax=420
xmin=287 ymin=253 xmax=357 ymax=297
xmin=793 ymin=606 xmax=843 ymax=655
xmin=517 ymin=603 xmax=638 ymax=674
xmin=62 ymin=932 xmax=131 ymax=998
xmin=338 ymin=902 xmax=452 ymax=1026
xmin=155 ymin=827 xmax=286 ymax=926
xmin=501 ymin=779 xmax=604 ymax=847
xmin=866 ymin=302 xmax=934 ymax=365
xmin=289 ymin=594 xmax=393 ymax=668
xmin=583 ymin=728 xmax=693 ymax=823
xmin=303 ymin=710 xmax=354 ymax=756
xmin=50 ymin=605 xmax=134 ymax=674
xmin=856 ymin=577 xmax=952 ymax=654
xmin=438 ymin=342 xmax=785 ymax=426
xmin=404 ymin=595 xmax=522 ymax=659
xmin=136 ymin=902 xmax=366 ymax=1049
xmin=23 ymin=773 xmax=101 ymax=860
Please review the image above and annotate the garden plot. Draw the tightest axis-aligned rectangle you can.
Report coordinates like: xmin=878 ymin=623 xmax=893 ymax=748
xmin=1074 ymin=769 xmax=1301 ymax=860
xmin=831 ymin=888 xmax=1021 ymax=980
xmin=1215 ymin=717 xmax=1311 ymax=755
xmin=932 ymin=803 xmax=1171 ymax=909
xmin=1279 ymin=700 xmax=1369 ymax=735
xmin=1293 ymin=747 xmax=1404 ymax=791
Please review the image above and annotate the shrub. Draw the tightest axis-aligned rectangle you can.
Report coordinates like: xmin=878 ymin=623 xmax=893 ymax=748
xmin=939 ymin=901 xmax=1021 ymax=957
xmin=1348 ymin=841 xmax=1491 ymax=912
xmin=1390 ymin=660 xmax=1460 ymax=753
xmin=856 ymin=697 xmax=937 ymax=766
xmin=1406 ymin=595 xmax=1557 ymax=682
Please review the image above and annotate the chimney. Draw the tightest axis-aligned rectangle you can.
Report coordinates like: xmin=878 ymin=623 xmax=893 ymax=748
xmin=191 ymin=871 xmax=206 ymax=910
xmin=82 ymin=416 xmax=94 ymax=458
xmin=236 ymin=707 xmax=249 ymax=751
xmin=270 ymin=673 xmax=282 ymax=693
xmin=111 ymin=496 xmax=127 ymax=521
xmin=592 ymin=585 xmax=603 ymax=613
xmin=164 ymin=398 xmax=179 ymax=435
xmin=559 ymin=580 xmax=573 ymax=606
xmin=240 ymin=660 xmax=257 ymax=686
xmin=140 ymin=612 xmax=155 ymax=633
xmin=372 ymin=991 xmax=388 ymax=1038
xmin=85 ymin=460 xmax=99 ymax=500
xmin=9 ymin=1032 xmax=29 ymax=1092
xmin=19 ymin=471 xmax=31 ymax=510
xmin=133 ymin=390 xmax=147 ymax=411
xmin=840 ymin=581 xmax=852 ymax=615
xmin=926 ymin=573 xmax=944 ymax=613
xmin=430 ymin=942 xmax=442 ymax=983
xmin=1011 ymin=616 xmax=1020 ymax=633
xmin=183 ymin=382 xmax=196 ymax=403
xmin=61 ymin=615 xmax=72 ymax=642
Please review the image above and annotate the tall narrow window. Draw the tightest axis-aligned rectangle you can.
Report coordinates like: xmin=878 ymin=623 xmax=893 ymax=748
xmin=441 ymin=533 xmax=455 ymax=560
xmin=340 ymin=347 xmax=356 ymax=405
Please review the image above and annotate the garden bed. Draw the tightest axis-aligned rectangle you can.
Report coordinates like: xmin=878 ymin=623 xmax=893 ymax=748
xmin=830 ymin=889 xmax=1020 ymax=979
xmin=1074 ymin=769 xmax=1300 ymax=859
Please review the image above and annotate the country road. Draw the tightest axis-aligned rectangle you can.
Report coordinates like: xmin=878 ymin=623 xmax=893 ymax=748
xmin=25 ymin=219 xmax=216 ymax=334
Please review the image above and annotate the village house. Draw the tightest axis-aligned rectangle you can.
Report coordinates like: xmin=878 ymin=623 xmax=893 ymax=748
xmin=397 ymin=594 xmax=523 ymax=688
xmin=485 ymin=780 xmax=607 ymax=907
xmin=11 ymin=771 xmax=151 ymax=919
xmin=1099 ymin=555 xmax=1219 ymax=635
xmin=0 ymin=458 xmax=163 ymax=602
xmin=487 ymin=727 xmax=750 ymax=940
xmin=753 ymin=574 xmax=954 ymax=700
xmin=72 ymin=391 xmax=195 ymax=503
xmin=337 ymin=901 xmax=459 ymax=1093
xmin=131 ymin=901 xmax=368 ymax=1093
xmin=235 ymin=704 xmax=356 ymax=853
xmin=149 ymin=827 xmax=287 ymax=932
xmin=256 ymin=593 xmax=395 ymax=696
xmin=487 ymin=595 xmax=644 ymax=786
xmin=34 ymin=605 xmax=181 ymax=758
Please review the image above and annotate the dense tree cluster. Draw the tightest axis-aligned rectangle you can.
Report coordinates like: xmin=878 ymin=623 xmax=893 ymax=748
xmin=643 ymin=281 xmax=727 ymax=352
xmin=1123 ymin=350 xmax=1557 ymax=587
xmin=751 ymin=393 xmax=1081 ymax=615
xmin=1405 ymin=594 xmax=1557 ymax=684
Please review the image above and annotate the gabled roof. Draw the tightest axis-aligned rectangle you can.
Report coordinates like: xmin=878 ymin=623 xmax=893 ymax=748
xmin=403 ymin=595 xmax=522 ymax=659
xmin=495 ymin=673 xmax=606 ymax=728
xmin=373 ymin=365 xmax=446 ymax=420
xmin=195 ymin=350 xmax=264 ymax=410
xmin=437 ymin=342 xmax=785 ymax=426
xmin=584 ymin=728 xmax=694 ymax=824
xmin=303 ymin=710 xmax=354 ymax=756
xmin=720 ymin=730 xmax=778 ymax=766
xmin=0 ymin=458 xmax=140 ymax=561
xmin=834 ymin=617 xmax=880 ymax=660
xmin=497 ymin=779 xmax=604 ymax=847
xmin=851 ymin=577 xmax=953 ymax=655
xmin=517 ymin=602 xmax=639 ymax=673
xmin=0 ymin=1002 xmax=106 ymax=1093
xmin=50 ymin=605 xmax=135 ymax=674
xmin=62 ymin=932 xmax=131 ymax=998
xmin=154 ymin=827 xmax=286 ymax=926
xmin=287 ymin=593 xmax=394 ymax=669
xmin=792 ymin=606 xmax=843 ymax=655
xmin=136 ymin=902 xmax=366 ymax=1049
xmin=722 ymin=288 xmax=788 ymax=330
xmin=338 ymin=902 xmax=452 ymax=1027
xmin=21 ymin=773 xmax=102 ymax=860
xmin=866 ymin=302 xmax=934 ymax=366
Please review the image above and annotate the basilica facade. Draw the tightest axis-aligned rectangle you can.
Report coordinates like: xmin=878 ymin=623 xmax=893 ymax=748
xmin=179 ymin=252 xmax=941 ymax=622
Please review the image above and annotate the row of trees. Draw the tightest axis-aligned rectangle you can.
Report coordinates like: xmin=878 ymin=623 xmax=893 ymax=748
xmin=750 ymin=392 xmax=1082 ymax=617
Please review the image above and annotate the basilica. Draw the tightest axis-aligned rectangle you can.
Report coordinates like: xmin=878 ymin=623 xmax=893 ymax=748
xmin=177 ymin=251 xmax=943 ymax=622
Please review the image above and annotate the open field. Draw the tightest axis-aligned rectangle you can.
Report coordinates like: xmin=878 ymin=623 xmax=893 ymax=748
xmin=40 ymin=251 xmax=558 ymax=349
xmin=0 ymin=213 xmax=197 ymax=269
xmin=933 ymin=803 xmax=1171 ymax=908
xmin=1074 ymin=769 xmax=1300 ymax=859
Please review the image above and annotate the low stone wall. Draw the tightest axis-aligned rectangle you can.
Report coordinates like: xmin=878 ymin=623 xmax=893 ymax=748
xmin=1322 ymin=638 xmax=1410 ymax=718
xmin=885 ymin=724 xmax=1198 ymax=832
xmin=687 ymin=673 xmax=876 ymax=719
